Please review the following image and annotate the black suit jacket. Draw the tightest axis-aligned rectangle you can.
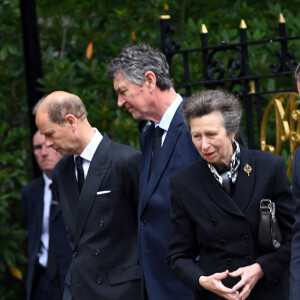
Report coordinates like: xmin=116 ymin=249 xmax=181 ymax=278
xmin=290 ymin=146 xmax=300 ymax=300
xmin=52 ymin=133 xmax=142 ymax=300
xmin=21 ymin=176 xmax=72 ymax=300
xmin=138 ymin=105 xmax=200 ymax=300
xmin=168 ymin=147 xmax=294 ymax=300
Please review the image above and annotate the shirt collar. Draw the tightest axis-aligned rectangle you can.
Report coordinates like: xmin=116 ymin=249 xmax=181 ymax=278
xmin=156 ymin=94 xmax=183 ymax=131
xmin=42 ymin=172 xmax=52 ymax=188
xmin=74 ymin=128 xmax=103 ymax=163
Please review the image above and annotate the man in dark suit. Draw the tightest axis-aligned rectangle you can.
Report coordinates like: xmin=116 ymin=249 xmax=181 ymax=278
xmin=290 ymin=63 xmax=300 ymax=300
xmin=106 ymin=43 xmax=200 ymax=300
xmin=21 ymin=130 xmax=72 ymax=300
xmin=34 ymin=91 xmax=142 ymax=300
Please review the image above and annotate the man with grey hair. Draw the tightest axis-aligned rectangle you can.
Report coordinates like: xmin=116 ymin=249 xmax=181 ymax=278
xmin=34 ymin=91 xmax=142 ymax=300
xmin=290 ymin=63 xmax=300 ymax=300
xmin=106 ymin=43 xmax=200 ymax=300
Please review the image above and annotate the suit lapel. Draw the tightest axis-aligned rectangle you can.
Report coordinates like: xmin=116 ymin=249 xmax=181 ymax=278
xmin=35 ymin=178 xmax=45 ymax=241
xmin=140 ymin=109 xmax=183 ymax=213
xmin=199 ymin=147 xmax=256 ymax=217
xmin=198 ymin=159 xmax=245 ymax=217
xmin=231 ymin=147 xmax=255 ymax=213
xmin=73 ymin=134 xmax=111 ymax=249
xmin=60 ymin=157 xmax=79 ymax=222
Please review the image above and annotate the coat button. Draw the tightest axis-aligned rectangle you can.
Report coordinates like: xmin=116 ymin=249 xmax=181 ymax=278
xmin=243 ymin=235 xmax=249 ymax=242
xmin=226 ymin=258 xmax=232 ymax=265
xmin=246 ymin=256 xmax=252 ymax=263
xmin=73 ymin=251 xmax=78 ymax=258
xmin=99 ymin=220 xmax=104 ymax=227
xmin=97 ymin=276 xmax=102 ymax=284
xmin=65 ymin=226 xmax=69 ymax=233
xmin=211 ymin=218 xmax=217 ymax=225
xmin=219 ymin=239 xmax=225 ymax=246
xmin=94 ymin=250 xmax=100 ymax=256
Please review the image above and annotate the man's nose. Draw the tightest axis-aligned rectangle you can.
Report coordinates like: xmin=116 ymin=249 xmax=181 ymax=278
xmin=117 ymin=95 xmax=126 ymax=107
xmin=41 ymin=145 xmax=49 ymax=156
xmin=44 ymin=138 xmax=53 ymax=147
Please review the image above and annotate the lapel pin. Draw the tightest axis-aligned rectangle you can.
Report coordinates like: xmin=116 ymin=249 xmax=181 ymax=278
xmin=244 ymin=164 xmax=252 ymax=176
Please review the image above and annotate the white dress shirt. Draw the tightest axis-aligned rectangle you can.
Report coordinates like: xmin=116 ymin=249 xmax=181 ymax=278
xmin=74 ymin=128 xmax=103 ymax=179
xmin=38 ymin=173 xmax=52 ymax=267
xmin=155 ymin=94 xmax=183 ymax=146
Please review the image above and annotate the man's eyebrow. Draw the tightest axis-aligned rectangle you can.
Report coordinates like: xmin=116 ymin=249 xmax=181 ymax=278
xmin=116 ymin=86 xmax=127 ymax=93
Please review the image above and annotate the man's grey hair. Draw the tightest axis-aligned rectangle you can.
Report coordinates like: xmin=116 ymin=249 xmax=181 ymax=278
xmin=181 ymin=89 xmax=242 ymax=135
xmin=106 ymin=43 xmax=173 ymax=90
xmin=33 ymin=93 xmax=87 ymax=126
xmin=295 ymin=63 xmax=300 ymax=82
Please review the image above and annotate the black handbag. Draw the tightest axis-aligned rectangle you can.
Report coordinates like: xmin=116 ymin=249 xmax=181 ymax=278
xmin=258 ymin=199 xmax=283 ymax=252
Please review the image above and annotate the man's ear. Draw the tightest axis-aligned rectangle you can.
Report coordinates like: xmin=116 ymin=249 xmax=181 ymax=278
xmin=144 ymin=71 xmax=156 ymax=89
xmin=65 ymin=114 xmax=76 ymax=129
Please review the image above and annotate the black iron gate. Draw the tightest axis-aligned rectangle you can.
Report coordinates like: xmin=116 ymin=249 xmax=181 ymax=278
xmin=160 ymin=14 xmax=300 ymax=149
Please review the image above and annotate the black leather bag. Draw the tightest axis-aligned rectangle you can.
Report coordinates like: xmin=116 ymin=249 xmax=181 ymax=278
xmin=258 ymin=199 xmax=283 ymax=252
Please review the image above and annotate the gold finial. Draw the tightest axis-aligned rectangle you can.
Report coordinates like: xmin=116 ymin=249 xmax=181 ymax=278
xmin=201 ymin=24 xmax=208 ymax=34
xmin=249 ymin=80 xmax=255 ymax=94
xmin=240 ymin=19 xmax=247 ymax=29
xmin=278 ymin=13 xmax=285 ymax=23
xmin=160 ymin=15 xmax=171 ymax=19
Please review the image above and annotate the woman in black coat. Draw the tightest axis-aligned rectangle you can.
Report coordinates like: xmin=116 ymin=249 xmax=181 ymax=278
xmin=167 ymin=90 xmax=293 ymax=300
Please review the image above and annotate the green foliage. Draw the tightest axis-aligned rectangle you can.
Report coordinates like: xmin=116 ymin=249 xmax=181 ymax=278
xmin=1 ymin=0 xmax=300 ymax=298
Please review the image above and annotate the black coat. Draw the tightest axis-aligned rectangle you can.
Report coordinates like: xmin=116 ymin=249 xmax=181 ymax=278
xmin=21 ymin=176 xmax=72 ymax=300
xmin=168 ymin=147 xmax=293 ymax=300
xmin=290 ymin=146 xmax=300 ymax=300
xmin=52 ymin=133 xmax=142 ymax=300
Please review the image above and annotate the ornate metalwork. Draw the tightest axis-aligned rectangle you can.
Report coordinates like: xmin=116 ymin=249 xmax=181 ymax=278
xmin=260 ymin=92 xmax=300 ymax=175
xmin=160 ymin=13 xmax=300 ymax=149
xmin=206 ymin=48 xmax=242 ymax=80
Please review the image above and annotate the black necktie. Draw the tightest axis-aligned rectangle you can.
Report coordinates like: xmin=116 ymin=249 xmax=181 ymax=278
xmin=150 ymin=126 xmax=164 ymax=175
xmin=75 ymin=156 xmax=85 ymax=193
xmin=47 ymin=184 xmax=57 ymax=280
xmin=221 ymin=173 xmax=232 ymax=195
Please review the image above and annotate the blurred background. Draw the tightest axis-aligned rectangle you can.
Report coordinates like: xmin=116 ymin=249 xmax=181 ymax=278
xmin=1 ymin=0 xmax=300 ymax=298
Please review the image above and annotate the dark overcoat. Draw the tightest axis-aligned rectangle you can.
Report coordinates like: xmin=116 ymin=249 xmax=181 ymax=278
xmin=168 ymin=147 xmax=293 ymax=300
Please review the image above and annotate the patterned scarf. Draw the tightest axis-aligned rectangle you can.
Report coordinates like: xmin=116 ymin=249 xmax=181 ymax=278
xmin=207 ymin=139 xmax=241 ymax=190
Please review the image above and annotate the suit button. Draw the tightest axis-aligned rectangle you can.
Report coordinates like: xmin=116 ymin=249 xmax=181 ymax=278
xmin=243 ymin=235 xmax=249 ymax=242
xmin=94 ymin=250 xmax=100 ymax=256
xmin=97 ymin=276 xmax=102 ymax=284
xmin=211 ymin=218 xmax=217 ymax=225
xmin=219 ymin=239 xmax=225 ymax=246
xmin=226 ymin=258 xmax=232 ymax=265
xmin=141 ymin=219 xmax=146 ymax=226
xmin=73 ymin=251 xmax=78 ymax=258
xmin=66 ymin=226 xmax=69 ymax=233
xmin=99 ymin=220 xmax=104 ymax=227
xmin=246 ymin=256 xmax=252 ymax=263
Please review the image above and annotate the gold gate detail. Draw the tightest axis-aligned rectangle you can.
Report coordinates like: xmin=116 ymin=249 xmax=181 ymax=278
xmin=260 ymin=92 xmax=300 ymax=176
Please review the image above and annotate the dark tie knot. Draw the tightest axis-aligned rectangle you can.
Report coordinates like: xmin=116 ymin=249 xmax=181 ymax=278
xmin=154 ymin=126 xmax=164 ymax=137
xmin=75 ymin=156 xmax=85 ymax=193
xmin=75 ymin=156 xmax=83 ymax=167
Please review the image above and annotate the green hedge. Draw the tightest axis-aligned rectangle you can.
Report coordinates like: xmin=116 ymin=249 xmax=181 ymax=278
xmin=1 ymin=0 xmax=300 ymax=298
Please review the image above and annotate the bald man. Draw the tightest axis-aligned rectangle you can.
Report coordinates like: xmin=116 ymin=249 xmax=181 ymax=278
xmin=21 ymin=131 xmax=72 ymax=300
xmin=34 ymin=91 xmax=142 ymax=300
